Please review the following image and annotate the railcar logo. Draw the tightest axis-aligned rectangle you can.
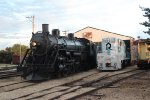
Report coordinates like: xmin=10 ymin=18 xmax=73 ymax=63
xmin=106 ymin=42 xmax=111 ymax=55
xmin=106 ymin=42 xmax=111 ymax=50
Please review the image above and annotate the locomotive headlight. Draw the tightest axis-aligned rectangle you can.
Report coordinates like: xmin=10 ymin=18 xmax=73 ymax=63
xmin=31 ymin=41 xmax=37 ymax=46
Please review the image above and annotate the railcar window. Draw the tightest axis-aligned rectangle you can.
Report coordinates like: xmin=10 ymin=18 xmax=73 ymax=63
xmin=111 ymin=38 xmax=115 ymax=43
xmin=118 ymin=41 xmax=121 ymax=52
xmin=120 ymin=41 xmax=122 ymax=46
xmin=97 ymin=42 xmax=102 ymax=53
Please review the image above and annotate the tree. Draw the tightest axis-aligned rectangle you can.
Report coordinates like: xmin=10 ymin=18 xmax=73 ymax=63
xmin=0 ymin=44 xmax=28 ymax=63
xmin=0 ymin=50 xmax=12 ymax=64
xmin=145 ymin=38 xmax=150 ymax=45
xmin=5 ymin=47 xmax=11 ymax=52
xmin=140 ymin=7 xmax=150 ymax=51
xmin=140 ymin=7 xmax=150 ymax=35
xmin=7 ymin=44 xmax=28 ymax=56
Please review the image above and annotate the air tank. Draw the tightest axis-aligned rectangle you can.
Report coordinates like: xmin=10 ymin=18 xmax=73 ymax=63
xmin=52 ymin=29 xmax=60 ymax=36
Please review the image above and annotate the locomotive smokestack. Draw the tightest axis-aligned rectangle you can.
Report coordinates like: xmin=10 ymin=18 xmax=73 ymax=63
xmin=42 ymin=24 xmax=49 ymax=33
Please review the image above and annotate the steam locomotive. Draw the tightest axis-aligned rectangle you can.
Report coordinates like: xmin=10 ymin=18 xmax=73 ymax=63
xmin=18 ymin=24 xmax=96 ymax=80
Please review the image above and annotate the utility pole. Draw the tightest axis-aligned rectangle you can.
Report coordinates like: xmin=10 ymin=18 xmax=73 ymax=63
xmin=20 ymin=42 xmax=21 ymax=64
xmin=63 ymin=30 xmax=69 ymax=36
xmin=26 ymin=16 xmax=35 ymax=33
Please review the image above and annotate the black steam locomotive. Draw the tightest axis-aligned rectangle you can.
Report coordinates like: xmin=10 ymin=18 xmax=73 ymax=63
xmin=18 ymin=24 xmax=96 ymax=80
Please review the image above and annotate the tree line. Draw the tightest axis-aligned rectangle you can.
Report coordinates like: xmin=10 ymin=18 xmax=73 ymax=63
xmin=0 ymin=44 xmax=28 ymax=64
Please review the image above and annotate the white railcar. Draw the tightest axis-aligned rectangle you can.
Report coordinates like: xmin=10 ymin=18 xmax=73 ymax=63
xmin=97 ymin=37 xmax=126 ymax=70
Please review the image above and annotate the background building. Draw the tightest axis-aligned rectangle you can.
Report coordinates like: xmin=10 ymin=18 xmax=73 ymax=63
xmin=74 ymin=26 xmax=134 ymax=43
xmin=74 ymin=26 xmax=136 ymax=64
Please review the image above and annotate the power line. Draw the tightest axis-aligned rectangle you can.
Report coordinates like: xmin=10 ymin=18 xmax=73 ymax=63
xmin=62 ymin=30 xmax=69 ymax=36
xmin=26 ymin=16 xmax=35 ymax=33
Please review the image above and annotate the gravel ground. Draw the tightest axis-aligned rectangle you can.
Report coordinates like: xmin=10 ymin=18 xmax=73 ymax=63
xmin=77 ymin=69 xmax=150 ymax=100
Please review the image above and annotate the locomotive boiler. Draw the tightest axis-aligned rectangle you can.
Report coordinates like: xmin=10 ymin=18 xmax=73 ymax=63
xmin=18 ymin=24 xmax=96 ymax=80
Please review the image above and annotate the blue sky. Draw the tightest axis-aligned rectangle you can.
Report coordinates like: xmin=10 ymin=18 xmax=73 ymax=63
xmin=0 ymin=0 xmax=149 ymax=50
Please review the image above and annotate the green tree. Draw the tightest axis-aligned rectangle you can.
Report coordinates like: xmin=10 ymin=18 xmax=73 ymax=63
xmin=5 ymin=47 xmax=11 ymax=52
xmin=140 ymin=7 xmax=150 ymax=51
xmin=140 ymin=7 xmax=150 ymax=35
xmin=10 ymin=44 xmax=28 ymax=56
xmin=0 ymin=50 xmax=12 ymax=64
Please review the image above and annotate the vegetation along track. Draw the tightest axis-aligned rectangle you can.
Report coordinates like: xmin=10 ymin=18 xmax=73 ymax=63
xmin=0 ymin=66 xmax=144 ymax=100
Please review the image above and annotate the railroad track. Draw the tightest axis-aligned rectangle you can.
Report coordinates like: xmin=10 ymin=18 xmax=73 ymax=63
xmin=0 ymin=66 xmax=144 ymax=100
xmin=0 ymin=66 xmax=21 ymax=79
xmin=0 ymin=71 xmax=21 ymax=79
xmin=0 ymin=65 xmax=18 ymax=76
xmin=0 ymin=70 xmax=98 ymax=99
xmin=0 ymin=66 xmax=17 ymax=71
xmin=0 ymin=67 xmax=35 ymax=93
xmin=56 ymin=69 xmax=148 ymax=100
